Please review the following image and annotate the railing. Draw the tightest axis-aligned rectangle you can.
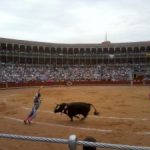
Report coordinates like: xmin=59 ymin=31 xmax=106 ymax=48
xmin=0 ymin=133 xmax=150 ymax=150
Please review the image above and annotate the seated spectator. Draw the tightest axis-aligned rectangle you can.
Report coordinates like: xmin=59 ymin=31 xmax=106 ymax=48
xmin=1 ymin=63 xmax=149 ymax=83
xmin=83 ymin=137 xmax=96 ymax=150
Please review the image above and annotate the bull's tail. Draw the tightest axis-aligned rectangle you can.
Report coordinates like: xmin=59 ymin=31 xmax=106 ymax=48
xmin=90 ymin=104 xmax=100 ymax=115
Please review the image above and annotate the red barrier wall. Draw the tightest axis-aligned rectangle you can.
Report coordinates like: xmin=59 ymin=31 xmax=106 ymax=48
xmin=0 ymin=80 xmax=150 ymax=89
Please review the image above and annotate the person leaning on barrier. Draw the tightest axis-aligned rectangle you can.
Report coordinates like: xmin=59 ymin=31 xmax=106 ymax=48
xmin=83 ymin=137 xmax=97 ymax=150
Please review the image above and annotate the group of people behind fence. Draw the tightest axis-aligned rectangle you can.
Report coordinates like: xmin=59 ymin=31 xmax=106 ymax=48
xmin=1 ymin=63 xmax=150 ymax=83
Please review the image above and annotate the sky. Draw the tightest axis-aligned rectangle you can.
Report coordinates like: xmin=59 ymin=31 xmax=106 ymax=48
xmin=0 ymin=0 xmax=150 ymax=43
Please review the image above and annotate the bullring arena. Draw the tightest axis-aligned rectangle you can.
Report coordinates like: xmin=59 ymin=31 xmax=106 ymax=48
xmin=0 ymin=85 xmax=150 ymax=150
xmin=0 ymin=37 xmax=150 ymax=150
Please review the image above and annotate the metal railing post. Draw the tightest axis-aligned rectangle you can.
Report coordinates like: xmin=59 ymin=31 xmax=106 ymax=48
xmin=68 ymin=134 xmax=77 ymax=150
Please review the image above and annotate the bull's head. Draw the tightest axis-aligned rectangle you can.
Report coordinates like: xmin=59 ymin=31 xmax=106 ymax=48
xmin=54 ymin=103 xmax=67 ymax=113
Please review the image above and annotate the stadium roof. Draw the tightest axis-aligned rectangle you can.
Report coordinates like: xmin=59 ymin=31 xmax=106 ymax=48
xmin=0 ymin=37 xmax=150 ymax=48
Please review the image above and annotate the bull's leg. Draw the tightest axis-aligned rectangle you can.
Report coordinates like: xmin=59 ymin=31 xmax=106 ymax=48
xmin=80 ymin=116 xmax=86 ymax=120
xmin=74 ymin=115 xmax=80 ymax=119
xmin=70 ymin=117 xmax=73 ymax=122
xmin=68 ymin=115 xmax=73 ymax=121
xmin=80 ymin=113 xmax=88 ymax=121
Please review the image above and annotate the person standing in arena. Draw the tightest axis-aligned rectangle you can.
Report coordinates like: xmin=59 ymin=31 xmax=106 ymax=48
xmin=24 ymin=87 xmax=42 ymax=125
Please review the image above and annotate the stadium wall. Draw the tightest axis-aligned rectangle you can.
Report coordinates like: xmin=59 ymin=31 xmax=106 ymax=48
xmin=0 ymin=80 xmax=150 ymax=89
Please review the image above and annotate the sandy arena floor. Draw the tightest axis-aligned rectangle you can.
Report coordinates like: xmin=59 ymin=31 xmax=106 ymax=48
xmin=0 ymin=86 xmax=150 ymax=150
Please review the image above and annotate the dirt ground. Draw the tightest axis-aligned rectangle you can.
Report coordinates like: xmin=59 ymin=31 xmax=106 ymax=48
xmin=0 ymin=86 xmax=150 ymax=150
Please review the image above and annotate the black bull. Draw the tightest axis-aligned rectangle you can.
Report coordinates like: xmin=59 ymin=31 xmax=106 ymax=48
xmin=54 ymin=102 xmax=99 ymax=121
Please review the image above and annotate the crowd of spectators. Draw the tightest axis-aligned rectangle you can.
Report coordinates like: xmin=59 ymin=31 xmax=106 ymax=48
xmin=0 ymin=63 xmax=149 ymax=83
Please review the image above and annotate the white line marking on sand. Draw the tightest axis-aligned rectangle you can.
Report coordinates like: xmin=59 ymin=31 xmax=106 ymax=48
xmin=3 ymin=116 xmax=150 ymax=135
xmin=23 ymin=107 xmax=150 ymax=121
xmin=97 ymin=116 xmax=149 ymax=121
xmin=136 ymin=132 xmax=150 ymax=135
xmin=4 ymin=116 xmax=23 ymax=122
xmin=4 ymin=116 xmax=112 ymax=133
